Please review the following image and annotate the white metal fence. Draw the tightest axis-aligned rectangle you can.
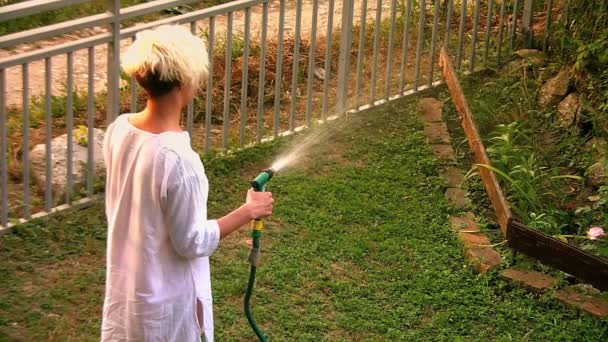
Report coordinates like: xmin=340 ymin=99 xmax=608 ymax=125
xmin=0 ymin=0 xmax=557 ymax=233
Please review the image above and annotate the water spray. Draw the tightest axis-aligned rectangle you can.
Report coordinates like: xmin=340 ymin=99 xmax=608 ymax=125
xmin=244 ymin=168 xmax=274 ymax=342
xmin=243 ymin=124 xmax=332 ymax=340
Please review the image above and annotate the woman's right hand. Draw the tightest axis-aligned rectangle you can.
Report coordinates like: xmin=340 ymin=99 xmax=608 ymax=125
xmin=245 ymin=188 xmax=274 ymax=220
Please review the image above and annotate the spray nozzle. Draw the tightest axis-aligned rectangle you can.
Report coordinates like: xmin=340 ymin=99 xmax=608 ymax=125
xmin=251 ymin=169 xmax=274 ymax=192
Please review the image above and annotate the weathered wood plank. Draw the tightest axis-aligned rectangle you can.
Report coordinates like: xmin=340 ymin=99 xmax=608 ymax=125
xmin=438 ymin=47 xmax=512 ymax=235
xmin=508 ymin=221 xmax=608 ymax=291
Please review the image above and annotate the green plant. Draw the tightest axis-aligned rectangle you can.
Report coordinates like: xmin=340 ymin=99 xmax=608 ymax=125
xmin=466 ymin=122 xmax=583 ymax=235
xmin=74 ymin=125 xmax=89 ymax=147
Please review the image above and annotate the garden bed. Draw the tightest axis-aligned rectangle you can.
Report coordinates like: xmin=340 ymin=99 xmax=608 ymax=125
xmin=438 ymin=48 xmax=608 ymax=290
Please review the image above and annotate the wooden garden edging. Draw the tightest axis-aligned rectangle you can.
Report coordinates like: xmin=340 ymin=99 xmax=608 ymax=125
xmin=438 ymin=47 xmax=608 ymax=291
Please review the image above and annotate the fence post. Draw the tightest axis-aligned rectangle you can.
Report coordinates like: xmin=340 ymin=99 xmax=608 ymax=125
xmin=336 ymin=0 xmax=354 ymax=115
xmin=522 ymin=0 xmax=535 ymax=48
xmin=107 ymin=0 xmax=121 ymax=124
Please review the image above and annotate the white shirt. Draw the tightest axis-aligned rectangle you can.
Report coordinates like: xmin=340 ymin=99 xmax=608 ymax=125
xmin=101 ymin=114 xmax=220 ymax=342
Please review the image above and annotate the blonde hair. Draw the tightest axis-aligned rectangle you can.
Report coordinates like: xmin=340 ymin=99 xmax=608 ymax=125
xmin=121 ymin=25 xmax=209 ymax=96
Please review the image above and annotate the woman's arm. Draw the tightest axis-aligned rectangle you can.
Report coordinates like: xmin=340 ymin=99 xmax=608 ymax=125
xmin=217 ymin=189 xmax=274 ymax=239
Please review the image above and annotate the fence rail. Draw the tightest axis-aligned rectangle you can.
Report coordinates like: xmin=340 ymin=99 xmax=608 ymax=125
xmin=1 ymin=0 xmax=556 ymax=233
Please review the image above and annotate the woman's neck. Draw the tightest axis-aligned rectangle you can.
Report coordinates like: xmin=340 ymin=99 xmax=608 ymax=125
xmin=130 ymin=92 xmax=184 ymax=134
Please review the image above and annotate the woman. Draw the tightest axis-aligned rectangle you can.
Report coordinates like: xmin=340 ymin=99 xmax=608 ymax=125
xmin=101 ymin=25 xmax=274 ymax=341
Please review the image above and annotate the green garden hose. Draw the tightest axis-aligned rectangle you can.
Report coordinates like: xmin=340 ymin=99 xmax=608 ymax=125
xmin=244 ymin=169 xmax=274 ymax=341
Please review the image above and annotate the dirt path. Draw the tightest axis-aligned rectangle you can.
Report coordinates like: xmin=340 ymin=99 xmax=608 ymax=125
xmin=1 ymin=0 xmax=394 ymax=108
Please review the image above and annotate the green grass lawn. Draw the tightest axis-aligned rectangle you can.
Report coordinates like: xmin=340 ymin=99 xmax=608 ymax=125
xmin=0 ymin=97 xmax=607 ymax=341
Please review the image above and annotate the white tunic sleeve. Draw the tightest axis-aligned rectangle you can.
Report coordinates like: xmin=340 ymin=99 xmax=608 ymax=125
xmin=161 ymin=152 xmax=220 ymax=259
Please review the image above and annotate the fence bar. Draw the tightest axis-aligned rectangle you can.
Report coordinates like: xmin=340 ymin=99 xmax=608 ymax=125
xmin=87 ymin=47 xmax=95 ymax=196
xmin=413 ymin=0 xmax=426 ymax=91
xmin=256 ymin=3 xmax=269 ymax=142
xmin=120 ymin=0 xmax=206 ymax=21
xmin=0 ymin=0 xmax=91 ymax=23
xmin=0 ymin=0 xmax=273 ymax=70
xmin=187 ymin=22 xmax=196 ymax=137
xmin=44 ymin=58 xmax=52 ymax=212
xmin=65 ymin=55 xmax=73 ymax=206
xmin=240 ymin=8 xmax=252 ymax=145
xmin=542 ymin=0 xmax=553 ymax=53
xmin=443 ymin=0 xmax=453 ymax=52
xmin=273 ymin=0 xmax=286 ymax=135
xmin=336 ymin=0 xmax=354 ymax=113
xmin=483 ymin=0 xmax=494 ymax=67
xmin=370 ymin=0 xmax=383 ymax=102
xmin=509 ymin=0 xmax=519 ymax=51
xmin=428 ymin=0 xmax=440 ymax=87
xmin=522 ymin=0 xmax=534 ymax=48
xmin=355 ymin=0 xmax=368 ymax=109
xmin=399 ymin=0 xmax=413 ymax=93
xmin=107 ymin=0 xmax=120 ymax=124
xmin=0 ymin=69 xmax=6 ymax=226
xmin=0 ymin=13 xmax=113 ymax=50
xmin=223 ymin=12 xmax=234 ymax=150
xmin=384 ymin=0 xmax=398 ymax=100
xmin=497 ymin=0 xmax=506 ymax=64
xmin=469 ymin=0 xmax=481 ymax=73
xmin=22 ymin=64 xmax=31 ymax=217
xmin=321 ymin=0 xmax=334 ymax=121
xmin=205 ymin=17 xmax=215 ymax=153
xmin=456 ymin=0 xmax=467 ymax=71
xmin=305 ymin=0 xmax=319 ymax=127
xmin=290 ymin=0 xmax=303 ymax=130
xmin=130 ymin=39 xmax=138 ymax=113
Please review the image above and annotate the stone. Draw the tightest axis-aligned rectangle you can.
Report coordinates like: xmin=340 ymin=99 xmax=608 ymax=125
xmin=506 ymin=59 xmax=526 ymax=73
xmin=440 ymin=167 xmax=465 ymax=187
xmin=211 ymin=128 xmax=221 ymax=134
xmin=431 ymin=144 xmax=455 ymax=162
xmin=465 ymin=247 xmax=503 ymax=273
xmin=458 ymin=231 xmax=492 ymax=248
xmin=423 ymin=122 xmax=451 ymax=144
xmin=514 ymin=49 xmax=546 ymax=66
xmin=420 ymin=97 xmax=443 ymax=123
xmin=554 ymin=286 xmax=608 ymax=317
xmin=30 ymin=128 xmax=105 ymax=204
xmin=588 ymin=158 xmax=608 ymax=187
xmin=538 ymin=68 xmax=572 ymax=107
xmin=314 ymin=67 xmax=326 ymax=80
xmin=449 ymin=212 xmax=479 ymax=232
xmin=445 ymin=187 xmax=470 ymax=208
xmin=500 ymin=267 xmax=558 ymax=293
xmin=557 ymin=93 xmax=581 ymax=128
xmin=584 ymin=137 xmax=608 ymax=160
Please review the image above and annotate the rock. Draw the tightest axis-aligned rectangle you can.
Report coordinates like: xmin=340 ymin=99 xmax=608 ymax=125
xmin=500 ymin=267 xmax=558 ymax=293
xmin=584 ymin=137 xmax=608 ymax=160
xmin=465 ymin=247 xmax=503 ymax=273
xmin=314 ymin=67 xmax=326 ymax=80
xmin=588 ymin=158 xmax=607 ymax=187
xmin=210 ymin=128 xmax=221 ymax=134
xmin=514 ymin=49 xmax=546 ymax=66
xmin=554 ymin=286 xmax=608 ymax=318
xmin=431 ymin=144 xmax=455 ymax=162
xmin=445 ymin=187 xmax=470 ymax=208
xmin=30 ymin=128 xmax=105 ymax=203
xmin=506 ymin=49 xmax=546 ymax=73
xmin=440 ymin=167 xmax=465 ymax=187
xmin=538 ymin=68 xmax=572 ymax=107
xmin=420 ymin=97 xmax=443 ymax=123
xmin=556 ymin=93 xmax=581 ymax=128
